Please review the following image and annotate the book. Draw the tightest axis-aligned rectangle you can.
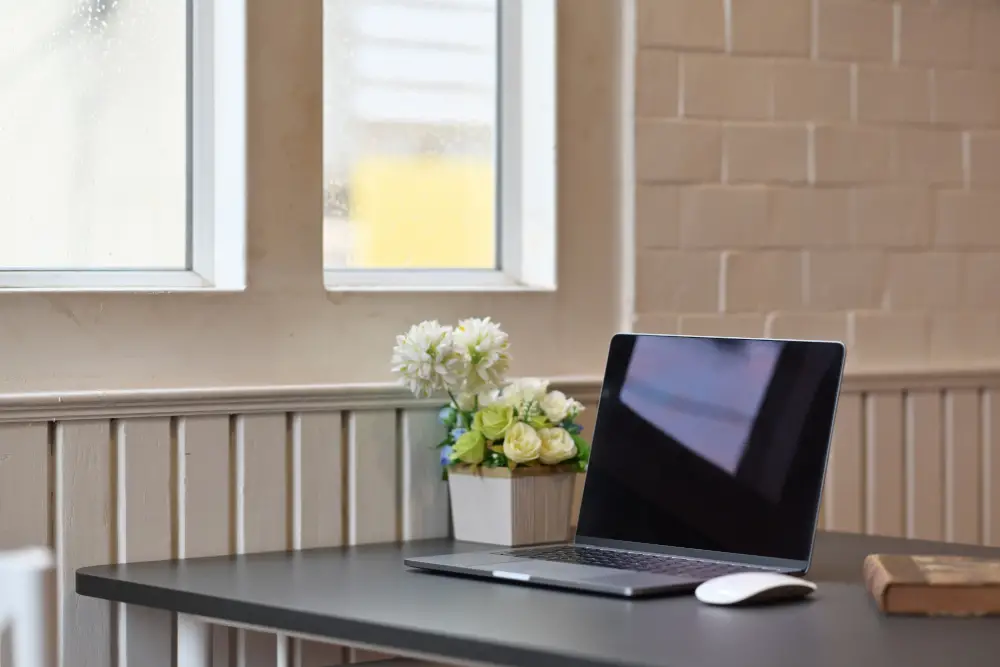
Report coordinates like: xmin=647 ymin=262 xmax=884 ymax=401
xmin=863 ymin=554 xmax=1000 ymax=616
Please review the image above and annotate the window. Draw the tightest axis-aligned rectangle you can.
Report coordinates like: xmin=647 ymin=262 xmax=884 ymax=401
xmin=323 ymin=0 xmax=556 ymax=291
xmin=0 ymin=0 xmax=245 ymax=290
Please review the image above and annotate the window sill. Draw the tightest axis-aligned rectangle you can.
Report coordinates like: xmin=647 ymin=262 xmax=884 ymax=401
xmin=0 ymin=270 xmax=245 ymax=293
xmin=323 ymin=269 xmax=557 ymax=293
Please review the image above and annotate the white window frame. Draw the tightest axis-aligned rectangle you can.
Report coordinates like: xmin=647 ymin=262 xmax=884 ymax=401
xmin=0 ymin=0 xmax=246 ymax=293
xmin=324 ymin=0 xmax=557 ymax=293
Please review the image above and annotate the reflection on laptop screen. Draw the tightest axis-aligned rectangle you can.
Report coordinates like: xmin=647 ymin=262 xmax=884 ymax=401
xmin=577 ymin=335 xmax=845 ymax=563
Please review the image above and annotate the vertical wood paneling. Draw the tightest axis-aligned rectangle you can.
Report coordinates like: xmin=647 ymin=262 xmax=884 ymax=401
xmin=571 ymin=400 xmax=599 ymax=527
xmin=58 ymin=421 xmax=114 ymax=667
xmin=0 ymin=424 xmax=49 ymax=549
xmin=295 ymin=412 xmax=347 ymax=667
xmin=123 ymin=608 xmax=172 ymax=667
xmin=211 ymin=624 xmax=233 ymax=667
xmin=175 ymin=615 xmax=211 ymax=667
xmin=865 ymin=393 xmax=905 ymax=537
xmin=348 ymin=410 xmax=398 ymax=545
xmin=242 ymin=415 xmax=289 ymax=554
xmin=296 ymin=641 xmax=346 ymax=667
xmin=122 ymin=419 xmax=174 ymax=561
xmin=182 ymin=416 xmax=233 ymax=559
xmin=242 ymin=415 xmax=291 ymax=667
xmin=181 ymin=416 xmax=235 ymax=667
xmin=945 ymin=389 xmax=982 ymax=544
xmin=401 ymin=409 xmax=450 ymax=541
xmin=348 ymin=410 xmax=398 ymax=663
xmin=244 ymin=630 xmax=286 ymax=667
xmin=121 ymin=418 xmax=175 ymax=667
xmin=1 ymin=626 xmax=11 ymax=667
xmin=817 ymin=487 xmax=829 ymax=531
xmin=985 ymin=391 xmax=1000 ymax=547
xmin=30 ymin=381 xmax=1000 ymax=667
xmin=905 ymin=391 xmax=944 ymax=541
xmin=826 ymin=392 xmax=864 ymax=533
xmin=298 ymin=412 xmax=344 ymax=550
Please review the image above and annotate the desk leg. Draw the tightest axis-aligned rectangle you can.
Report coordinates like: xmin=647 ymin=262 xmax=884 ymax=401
xmin=175 ymin=614 xmax=211 ymax=667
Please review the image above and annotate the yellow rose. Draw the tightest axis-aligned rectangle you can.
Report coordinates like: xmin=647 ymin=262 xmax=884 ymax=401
xmin=538 ymin=427 xmax=578 ymax=465
xmin=503 ymin=422 xmax=542 ymax=464
xmin=473 ymin=404 xmax=516 ymax=441
xmin=452 ymin=430 xmax=486 ymax=464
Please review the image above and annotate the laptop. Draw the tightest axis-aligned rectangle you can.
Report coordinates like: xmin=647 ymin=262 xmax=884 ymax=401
xmin=405 ymin=333 xmax=846 ymax=598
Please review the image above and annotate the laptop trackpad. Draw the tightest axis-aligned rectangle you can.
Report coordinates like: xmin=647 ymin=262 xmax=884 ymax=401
xmin=583 ymin=572 xmax=699 ymax=589
xmin=492 ymin=560 xmax=622 ymax=579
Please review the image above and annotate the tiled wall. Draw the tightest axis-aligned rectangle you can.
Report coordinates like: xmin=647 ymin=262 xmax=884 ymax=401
xmin=633 ymin=0 xmax=1000 ymax=366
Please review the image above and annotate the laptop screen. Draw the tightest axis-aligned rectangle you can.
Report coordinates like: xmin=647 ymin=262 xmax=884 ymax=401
xmin=576 ymin=334 xmax=845 ymax=563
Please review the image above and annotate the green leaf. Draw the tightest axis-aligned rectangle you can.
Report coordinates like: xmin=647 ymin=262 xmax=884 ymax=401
xmin=571 ymin=434 xmax=591 ymax=461
xmin=484 ymin=450 xmax=508 ymax=468
xmin=434 ymin=438 xmax=452 ymax=450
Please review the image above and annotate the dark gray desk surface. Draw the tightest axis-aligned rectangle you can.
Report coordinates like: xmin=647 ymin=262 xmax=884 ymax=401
xmin=78 ymin=532 xmax=1000 ymax=667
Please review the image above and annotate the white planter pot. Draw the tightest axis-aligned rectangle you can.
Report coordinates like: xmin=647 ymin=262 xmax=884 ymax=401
xmin=447 ymin=464 xmax=577 ymax=546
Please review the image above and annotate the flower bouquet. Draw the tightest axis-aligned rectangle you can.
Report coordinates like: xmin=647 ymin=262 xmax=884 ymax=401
xmin=392 ymin=317 xmax=590 ymax=545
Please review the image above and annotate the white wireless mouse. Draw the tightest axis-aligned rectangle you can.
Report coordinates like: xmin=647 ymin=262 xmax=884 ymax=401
xmin=694 ymin=571 xmax=817 ymax=606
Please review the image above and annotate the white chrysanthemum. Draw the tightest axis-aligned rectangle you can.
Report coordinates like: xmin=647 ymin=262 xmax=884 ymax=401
xmin=451 ymin=317 xmax=511 ymax=392
xmin=501 ymin=377 xmax=550 ymax=409
xmin=477 ymin=388 xmax=501 ymax=408
xmin=391 ymin=321 xmax=468 ymax=398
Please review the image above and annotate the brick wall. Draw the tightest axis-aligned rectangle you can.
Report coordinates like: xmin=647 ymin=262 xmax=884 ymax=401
xmin=633 ymin=0 xmax=1000 ymax=366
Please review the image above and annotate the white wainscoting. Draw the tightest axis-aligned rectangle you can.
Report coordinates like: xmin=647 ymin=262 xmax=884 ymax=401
xmin=0 ymin=380 xmax=599 ymax=667
xmin=821 ymin=370 xmax=1000 ymax=545
xmin=1 ymin=370 xmax=999 ymax=666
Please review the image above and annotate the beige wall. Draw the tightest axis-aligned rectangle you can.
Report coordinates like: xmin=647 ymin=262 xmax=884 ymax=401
xmin=632 ymin=0 xmax=1000 ymax=368
xmin=0 ymin=0 xmax=625 ymax=394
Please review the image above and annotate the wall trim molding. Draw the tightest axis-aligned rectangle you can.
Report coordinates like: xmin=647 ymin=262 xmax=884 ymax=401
xmin=0 ymin=378 xmax=604 ymax=423
xmin=1 ymin=366 xmax=999 ymax=422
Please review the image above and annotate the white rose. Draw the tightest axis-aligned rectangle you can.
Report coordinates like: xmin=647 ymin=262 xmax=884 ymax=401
xmin=503 ymin=422 xmax=542 ymax=463
xmin=454 ymin=392 xmax=477 ymax=412
xmin=538 ymin=427 xmax=578 ymax=465
xmin=539 ymin=390 xmax=571 ymax=423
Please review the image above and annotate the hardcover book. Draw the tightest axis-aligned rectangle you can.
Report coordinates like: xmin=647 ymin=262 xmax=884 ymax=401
xmin=863 ymin=554 xmax=1000 ymax=616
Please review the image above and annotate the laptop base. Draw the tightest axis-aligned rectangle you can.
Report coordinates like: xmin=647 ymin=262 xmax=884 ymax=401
xmin=404 ymin=547 xmax=761 ymax=598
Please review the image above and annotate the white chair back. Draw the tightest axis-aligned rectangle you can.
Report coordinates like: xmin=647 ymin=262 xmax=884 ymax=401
xmin=0 ymin=548 xmax=54 ymax=667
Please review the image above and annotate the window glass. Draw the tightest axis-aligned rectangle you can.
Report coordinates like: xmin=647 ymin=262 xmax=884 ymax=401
xmin=0 ymin=0 xmax=188 ymax=270
xmin=323 ymin=0 xmax=498 ymax=271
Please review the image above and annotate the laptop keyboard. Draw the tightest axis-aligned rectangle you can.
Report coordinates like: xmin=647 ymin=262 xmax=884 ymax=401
xmin=496 ymin=545 xmax=757 ymax=578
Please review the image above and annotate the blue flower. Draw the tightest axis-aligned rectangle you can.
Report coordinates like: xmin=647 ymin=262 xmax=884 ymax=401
xmin=450 ymin=427 xmax=468 ymax=441
xmin=438 ymin=406 xmax=457 ymax=427
xmin=440 ymin=445 xmax=454 ymax=467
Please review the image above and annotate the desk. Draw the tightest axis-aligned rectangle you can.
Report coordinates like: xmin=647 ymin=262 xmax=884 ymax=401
xmin=77 ymin=532 xmax=1000 ymax=667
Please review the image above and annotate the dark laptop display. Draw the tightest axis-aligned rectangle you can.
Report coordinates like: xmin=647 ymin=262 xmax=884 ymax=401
xmin=577 ymin=334 xmax=845 ymax=563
